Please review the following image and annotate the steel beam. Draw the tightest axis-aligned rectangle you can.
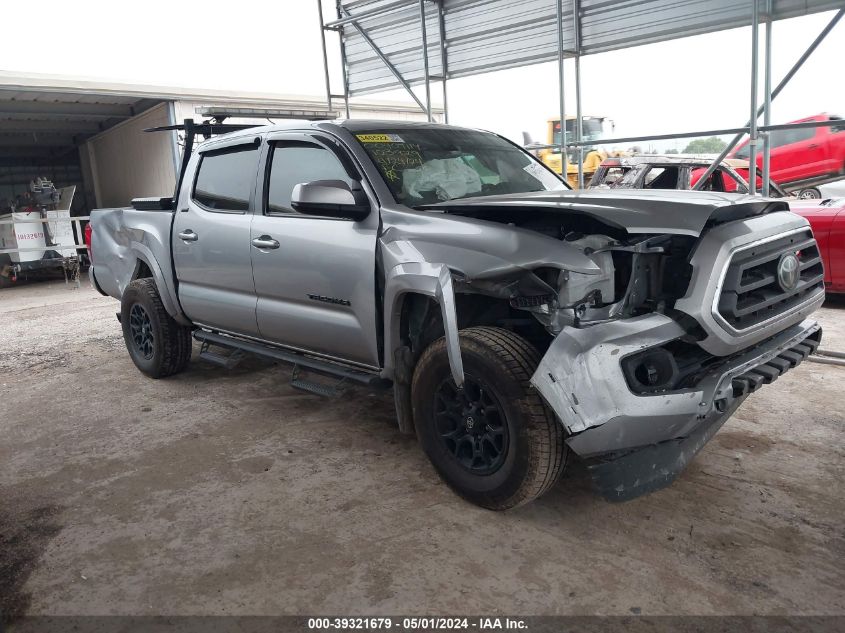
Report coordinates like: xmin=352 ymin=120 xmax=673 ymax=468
xmin=748 ymin=0 xmax=760 ymax=195
xmin=556 ymin=0 xmax=567 ymax=179
xmin=437 ymin=0 xmax=449 ymax=123
xmin=419 ymin=0 xmax=433 ymax=121
xmin=336 ymin=1 xmax=352 ymax=118
xmin=326 ymin=0 xmax=411 ymax=28
xmin=317 ymin=0 xmax=333 ymax=111
xmin=0 ymin=101 xmax=134 ymax=118
xmin=574 ymin=0 xmax=584 ymax=188
xmin=762 ymin=0 xmax=773 ymax=197
xmin=526 ymin=119 xmax=843 ymax=151
xmin=345 ymin=10 xmax=430 ymax=115
xmin=0 ymin=120 xmax=101 ymax=134
xmin=0 ymin=134 xmax=78 ymax=147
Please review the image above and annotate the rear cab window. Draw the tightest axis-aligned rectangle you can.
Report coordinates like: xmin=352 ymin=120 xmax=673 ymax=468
xmin=192 ymin=145 xmax=260 ymax=212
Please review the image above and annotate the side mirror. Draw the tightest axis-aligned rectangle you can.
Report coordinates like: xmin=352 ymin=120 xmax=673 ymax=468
xmin=290 ymin=180 xmax=370 ymax=221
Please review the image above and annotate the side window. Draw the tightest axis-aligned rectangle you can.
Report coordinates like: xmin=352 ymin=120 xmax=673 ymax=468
xmin=192 ymin=145 xmax=259 ymax=212
xmin=596 ymin=166 xmax=626 ymax=187
xmin=784 ymin=127 xmax=814 ymax=144
xmin=643 ymin=166 xmax=679 ymax=189
xmin=721 ymin=169 xmax=748 ymax=193
xmin=267 ymin=143 xmax=354 ymax=215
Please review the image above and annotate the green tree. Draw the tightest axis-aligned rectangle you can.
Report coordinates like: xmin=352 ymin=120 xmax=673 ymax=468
xmin=664 ymin=148 xmax=679 ymax=154
xmin=682 ymin=137 xmax=728 ymax=154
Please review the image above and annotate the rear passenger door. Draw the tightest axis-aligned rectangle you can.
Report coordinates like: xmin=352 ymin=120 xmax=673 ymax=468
xmin=173 ymin=137 xmax=261 ymax=336
xmin=250 ymin=133 xmax=381 ymax=368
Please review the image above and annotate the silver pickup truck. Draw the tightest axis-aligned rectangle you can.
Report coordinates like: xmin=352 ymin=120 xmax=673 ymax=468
xmin=90 ymin=120 xmax=824 ymax=510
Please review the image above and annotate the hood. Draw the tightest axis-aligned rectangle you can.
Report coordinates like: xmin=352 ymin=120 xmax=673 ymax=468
xmin=425 ymin=189 xmax=790 ymax=237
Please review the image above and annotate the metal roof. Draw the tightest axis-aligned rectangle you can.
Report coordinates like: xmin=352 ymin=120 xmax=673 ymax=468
xmin=337 ymin=0 xmax=845 ymax=96
xmin=0 ymin=87 xmax=158 ymax=159
xmin=0 ymin=71 xmax=443 ymax=160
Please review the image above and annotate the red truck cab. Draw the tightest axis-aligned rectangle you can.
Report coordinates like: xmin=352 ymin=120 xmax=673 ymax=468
xmin=789 ymin=197 xmax=845 ymax=294
xmin=731 ymin=114 xmax=845 ymax=196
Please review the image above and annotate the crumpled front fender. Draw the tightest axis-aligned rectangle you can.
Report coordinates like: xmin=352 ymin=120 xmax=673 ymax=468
xmin=382 ymin=261 xmax=464 ymax=387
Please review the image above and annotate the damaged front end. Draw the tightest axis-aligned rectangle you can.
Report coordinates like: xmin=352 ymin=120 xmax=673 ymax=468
xmin=517 ymin=207 xmax=826 ymax=501
xmin=531 ymin=315 xmax=821 ymax=500
xmin=386 ymin=191 xmax=825 ymax=501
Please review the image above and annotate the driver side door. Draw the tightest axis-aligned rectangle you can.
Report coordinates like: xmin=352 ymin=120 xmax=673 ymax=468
xmin=250 ymin=133 xmax=381 ymax=368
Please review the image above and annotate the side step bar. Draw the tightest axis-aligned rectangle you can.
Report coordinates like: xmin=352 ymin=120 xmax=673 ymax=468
xmin=193 ymin=330 xmax=391 ymax=390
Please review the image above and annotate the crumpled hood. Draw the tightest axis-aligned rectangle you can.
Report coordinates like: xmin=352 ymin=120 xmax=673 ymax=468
xmin=426 ymin=188 xmax=790 ymax=237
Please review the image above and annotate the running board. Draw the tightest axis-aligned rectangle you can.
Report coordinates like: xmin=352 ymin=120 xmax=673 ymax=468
xmin=290 ymin=365 xmax=345 ymax=398
xmin=192 ymin=330 xmax=391 ymax=390
xmin=198 ymin=341 xmax=245 ymax=369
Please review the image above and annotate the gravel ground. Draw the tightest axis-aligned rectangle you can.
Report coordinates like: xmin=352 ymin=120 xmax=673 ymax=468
xmin=1 ymin=276 xmax=843 ymax=617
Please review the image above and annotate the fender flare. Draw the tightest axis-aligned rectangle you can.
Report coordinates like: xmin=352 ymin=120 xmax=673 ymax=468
xmin=382 ymin=262 xmax=464 ymax=388
xmin=127 ymin=241 xmax=191 ymax=326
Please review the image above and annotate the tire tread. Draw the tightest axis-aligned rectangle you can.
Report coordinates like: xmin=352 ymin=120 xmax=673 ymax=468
xmin=123 ymin=278 xmax=192 ymax=378
xmin=413 ymin=326 xmax=567 ymax=510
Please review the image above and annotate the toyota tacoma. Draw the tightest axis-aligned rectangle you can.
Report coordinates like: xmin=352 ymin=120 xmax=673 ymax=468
xmin=89 ymin=120 xmax=824 ymax=509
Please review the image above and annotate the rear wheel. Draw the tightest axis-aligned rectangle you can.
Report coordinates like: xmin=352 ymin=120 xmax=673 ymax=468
xmin=798 ymin=187 xmax=822 ymax=199
xmin=121 ymin=278 xmax=192 ymax=378
xmin=412 ymin=326 xmax=567 ymax=510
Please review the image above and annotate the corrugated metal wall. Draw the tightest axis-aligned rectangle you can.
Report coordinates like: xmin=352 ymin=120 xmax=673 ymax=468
xmin=85 ymin=103 xmax=175 ymax=208
xmin=339 ymin=0 xmax=843 ymax=96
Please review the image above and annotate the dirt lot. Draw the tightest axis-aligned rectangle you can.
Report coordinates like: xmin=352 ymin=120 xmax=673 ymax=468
xmin=1 ymin=275 xmax=843 ymax=617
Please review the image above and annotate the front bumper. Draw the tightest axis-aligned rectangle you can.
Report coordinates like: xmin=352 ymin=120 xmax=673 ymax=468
xmin=531 ymin=314 xmax=822 ymax=501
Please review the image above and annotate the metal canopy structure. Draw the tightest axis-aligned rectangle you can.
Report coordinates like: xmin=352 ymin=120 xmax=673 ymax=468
xmin=329 ymin=0 xmax=842 ymax=97
xmin=319 ymin=0 xmax=845 ymax=193
xmin=0 ymin=89 xmax=159 ymax=160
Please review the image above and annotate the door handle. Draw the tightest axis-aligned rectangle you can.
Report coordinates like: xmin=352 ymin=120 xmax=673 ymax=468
xmin=252 ymin=235 xmax=280 ymax=250
xmin=178 ymin=230 xmax=198 ymax=242
xmin=808 ymin=143 xmax=819 ymax=149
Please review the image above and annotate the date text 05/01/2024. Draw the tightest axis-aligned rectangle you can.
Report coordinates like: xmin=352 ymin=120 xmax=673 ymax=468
xmin=307 ymin=617 xmax=528 ymax=630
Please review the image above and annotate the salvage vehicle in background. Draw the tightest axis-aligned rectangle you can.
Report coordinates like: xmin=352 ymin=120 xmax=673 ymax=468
xmin=589 ymin=155 xmax=787 ymax=195
xmin=731 ymin=113 xmax=845 ymax=199
xmin=789 ymin=197 xmax=845 ymax=294
xmin=90 ymin=121 xmax=824 ymax=509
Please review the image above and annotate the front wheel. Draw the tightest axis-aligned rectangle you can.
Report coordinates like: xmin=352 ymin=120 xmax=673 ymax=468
xmin=411 ymin=327 xmax=567 ymax=510
xmin=798 ymin=187 xmax=822 ymax=199
xmin=121 ymin=278 xmax=193 ymax=378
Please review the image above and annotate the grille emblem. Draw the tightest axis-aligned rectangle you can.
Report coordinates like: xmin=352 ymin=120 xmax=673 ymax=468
xmin=777 ymin=253 xmax=800 ymax=291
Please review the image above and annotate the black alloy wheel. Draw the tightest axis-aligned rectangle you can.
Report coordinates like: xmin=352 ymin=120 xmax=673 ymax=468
xmin=434 ymin=375 xmax=509 ymax=475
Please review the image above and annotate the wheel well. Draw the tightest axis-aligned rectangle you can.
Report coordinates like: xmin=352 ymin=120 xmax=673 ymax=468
xmin=392 ymin=289 xmax=553 ymax=436
xmin=397 ymin=291 xmax=553 ymax=361
xmin=133 ymin=260 xmax=154 ymax=280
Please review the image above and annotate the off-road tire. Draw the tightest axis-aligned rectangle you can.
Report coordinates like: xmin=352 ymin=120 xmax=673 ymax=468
xmin=412 ymin=326 xmax=567 ymax=510
xmin=121 ymin=278 xmax=192 ymax=378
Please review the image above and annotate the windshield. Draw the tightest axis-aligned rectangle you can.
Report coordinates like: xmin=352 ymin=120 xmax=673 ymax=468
xmin=353 ymin=128 xmax=567 ymax=206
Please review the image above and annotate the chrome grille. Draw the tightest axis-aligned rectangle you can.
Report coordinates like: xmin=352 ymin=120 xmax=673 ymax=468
xmin=717 ymin=229 xmax=824 ymax=331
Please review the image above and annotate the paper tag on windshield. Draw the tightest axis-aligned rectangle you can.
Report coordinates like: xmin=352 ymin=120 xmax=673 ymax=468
xmin=356 ymin=133 xmax=405 ymax=143
xmin=523 ymin=162 xmax=548 ymax=179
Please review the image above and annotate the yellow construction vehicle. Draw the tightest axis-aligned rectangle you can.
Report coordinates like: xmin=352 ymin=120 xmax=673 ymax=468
xmin=536 ymin=116 xmax=616 ymax=188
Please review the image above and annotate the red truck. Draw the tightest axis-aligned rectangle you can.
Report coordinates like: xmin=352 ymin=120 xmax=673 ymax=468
xmin=731 ymin=114 xmax=845 ymax=198
xmin=789 ymin=197 xmax=845 ymax=294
